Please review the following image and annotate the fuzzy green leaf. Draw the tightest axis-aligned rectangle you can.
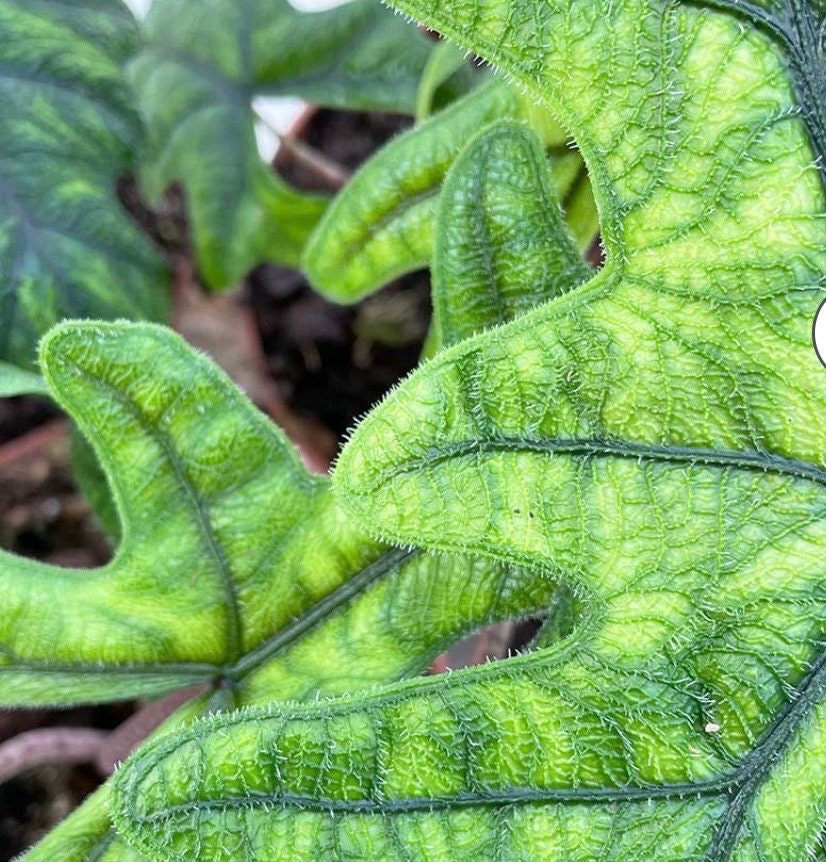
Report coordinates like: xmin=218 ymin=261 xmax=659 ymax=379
xmin=0 ymin=0 xmax=168 ymax=369
xmin=129 ymin=0 xmax=437 ymax=289
xmin=26 ymin=780 xmax=145 ymax=862
xmin=114 ymin=0 xmax=826 ymax=859
xmin=13 ymin=320 xmax=558 ymax=860
xmin=22 ymin=691 xmax=213 ymax=862
xmin=3 ymin=321 xmax=533 ymax=707
xmin=303 ymin=79 xmax=595 ymax=302
xmin=433 ymin=120 xmax=592 ymax=348
xmin=22 ymin=549 xmax=554 ymax=862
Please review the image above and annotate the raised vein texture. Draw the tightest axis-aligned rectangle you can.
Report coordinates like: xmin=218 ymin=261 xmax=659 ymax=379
xmin=0 ymin=0 xmax=168 ymax=369
xmin=13 ymin=322 xmax=559 ymax=861
xmin=113 ymin=0 xmax=826 ymax=859
xmin=19 ymin=128 xmax=583 ymax=853
xmin=1 ymin=321 xmax=530 ymax=705
xmin=303 ymin=79 xmax=595 ymax=301
xmin=22 ymin=110 xmax=589 ymax=859
xmin=129 ymin=0 xmax=436 ymax=289
xmin=433 ymin=120 xmax=592 ymax=347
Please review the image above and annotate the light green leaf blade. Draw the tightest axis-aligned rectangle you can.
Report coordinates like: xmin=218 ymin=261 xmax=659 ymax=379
xmin=697 ymin=0 xmax=825 ymax=162
xmin=0 ymin=0 xmax=169 ymax=369
xmin=433 ymin=119 xmax=592 ymax=348
xmin=22 ymin=548 xmax=554 ymax=861
xmin=129 ymin=0 xmax=436 ymax=289
xmin=23 ymin=785 xmax=142 ymax=862
xmin=2 ymin=320 xmax=306 ymax=703
xmin=303 ymin=80 xmax=592 ymax=302
xmin=0 ymin=319 xmax=366 ymax=704
xmin=0 ymin=360 xmax=48 ymax=397
xmin=21 ymin=690 xmax=212 ymax=862
xmin=69 ymin=425 xmax=121 ymax=543
xmin=113 ymin=0 xmax=826 ymax=858
xmin=14 ymin=320 xmax=557 ymax=859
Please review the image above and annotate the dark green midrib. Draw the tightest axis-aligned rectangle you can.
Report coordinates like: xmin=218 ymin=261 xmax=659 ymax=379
xmin=127 ymin=604 xmax=826 ymax=845
xmin=226 ymin=547 xmax=416 ymax=678
xmin=327 ymin=433 xmax=826 ymax=843
xmin=435 ymin=122 xmax=591 ymax=346
xmin=82 ymin=828 xmax=117 ymax=862
xmin=444 ymin=131 xmax=506 ymax=339
xmin=785 ymin=0 xmax=826 ymax=173
xmin=0 ymin=548 xmax=417 ymax=691
xmin=0 ymin=659 xmax=215 ymax=679
xmin=0 ymin=165 xmax=165 ymax=305
xmin=133 ymin=779 xmax=733 ymax=823
xmin=0 ymin=169 xmax=68 ymax=362
xmin=358 ymin=436 xmax=826 ymax=493
xmin=686 ymin=0 xmax=790 ymax=43
xmin=705 ymin=640 xmax=826 ymax=860
xmin=60 ymin=360 xmax=246 ymax=661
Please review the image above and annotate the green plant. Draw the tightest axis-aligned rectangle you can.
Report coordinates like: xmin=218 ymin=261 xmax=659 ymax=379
xmin=303 ymin=77 xmax=597 ymax=302
xmin=3 ymin=0 xmax=826 ymax=859
xmin=108 ymin=0 xmax=826 ymax=860
xmin=129 ymin=0 xmax=450 ymax=289
xmin=0 ymin=0 xmax=168 ymax=370
xmin=0 ymin=0 xmax=437 ymax=374
xmin=5 ymin=102 xmax=583 ymax=861
xmin=6 ymin=321 xmax=482 ymax=858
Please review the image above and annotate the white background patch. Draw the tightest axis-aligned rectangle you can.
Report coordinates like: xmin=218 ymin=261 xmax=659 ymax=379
xmin=813 ymin=299 xmax=826 ymax=367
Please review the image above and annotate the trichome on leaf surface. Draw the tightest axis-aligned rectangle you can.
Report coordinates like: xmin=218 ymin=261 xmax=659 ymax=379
xmin=1 ymin=0 xmax=826 ymax=859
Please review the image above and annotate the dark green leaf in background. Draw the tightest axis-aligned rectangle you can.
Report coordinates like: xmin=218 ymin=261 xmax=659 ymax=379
xmin=0 ymin=0 xmax=168 ymax=369
xmin=129 ymin=0 xmax=440 ymax=289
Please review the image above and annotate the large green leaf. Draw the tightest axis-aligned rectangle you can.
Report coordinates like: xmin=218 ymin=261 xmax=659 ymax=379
xmin=112 ymin=0 xmax=826 ymax=858
xmin=13 ymin=321 xmax=555 ymax=860
xmin=303 ymin=79 xmax=596 ymax=302
xmin=2 ymin=321 xmax=526 ymax=706
xmin=0 ymin=0 xmax=168 ymax=369
xmin=129 ymin=0 xmax=438 ymax=289
xmin=17 ymin=127 xmax=585 ymax=857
